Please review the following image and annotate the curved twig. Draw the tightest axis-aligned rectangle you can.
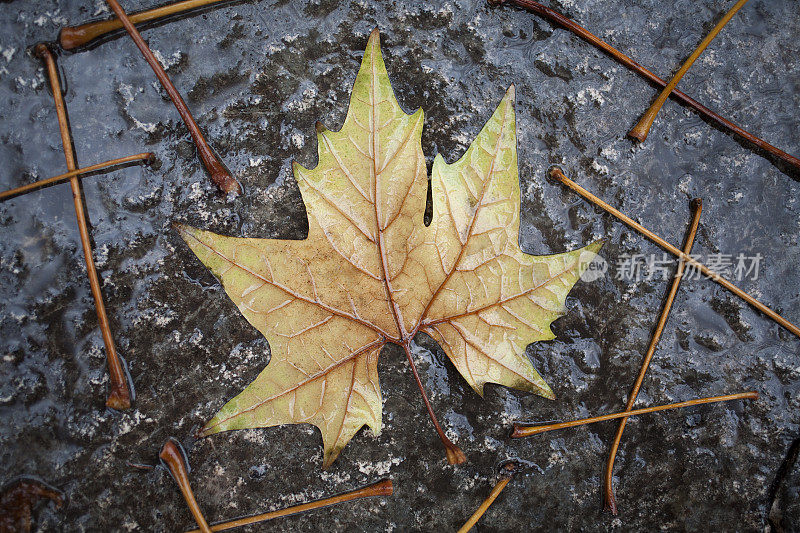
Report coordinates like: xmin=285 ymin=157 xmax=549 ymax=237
xmin=103 ymin=0 xmax=240 ymax=195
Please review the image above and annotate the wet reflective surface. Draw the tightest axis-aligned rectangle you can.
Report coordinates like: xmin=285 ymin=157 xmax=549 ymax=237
xmin=0 ymin=0 xmax=798 ymax=530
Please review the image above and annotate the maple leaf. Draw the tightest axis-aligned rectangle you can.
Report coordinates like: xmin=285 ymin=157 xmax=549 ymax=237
xmin=177 ymin=29 xmax=602 ymax=467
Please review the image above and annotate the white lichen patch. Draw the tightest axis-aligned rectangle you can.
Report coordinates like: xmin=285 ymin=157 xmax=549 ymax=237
xmin=677 ymin=173 xmax=693 ymax=195
xmin=482 ymin=436 xmax=502 ymax=451
xmin=188 ymin=328 xmax=204 ymax=346
xmin=284 ymin=84 xmax=318 ymax=114
xmin=118 ymin=83 xmax=158 ymax=133
xmin=466 ymin=13 xmax=483 ymax=32
xmin=86 ymin=342 xmax=105 ymax=361
xmin=591 ymin=160 xmax=610 ymax=175
xmin=356 ymin=456 xmax=402 ymax=476
xmin=93 ymin=242 xmax=111 ymax=268
xmin=291 ymin=133 xmax=304 ymax=149
xmin=187 ymin=181 xmax=206 ymax=202
xmin=600 ymin=145 xmax=620 ymax=161
xmin=2 ymin=47 xmax=15 ymax=63
xmin=121 ymin=520 xmax=139 ymax=531
xmin=152 ymin=49 xmax=184 ymax=70
xmin=575 ymin=86 xmax=606 ymax=106
xmin=700 ymin=48 xmax=723 ymax=68
xmin=241 ymin=428 xmax=270 ymax=444
xmin=319 ymin=469 xmax=352 ymax=485
xmin=683 ymin=127 xmax=703 ymax=146
xmin=117 ymin=411 xmax=154 ymax=436
xmin=92 ymin=1 xmax=110 ymax=16
xmin=33 ymin=11 xmax=68 ymax=27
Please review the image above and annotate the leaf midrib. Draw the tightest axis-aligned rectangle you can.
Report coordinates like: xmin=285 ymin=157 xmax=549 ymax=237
xmin=413 ymin=97 xmax=512 ymax=334
xmin=369 ymin=38 xmax=407 ymax=342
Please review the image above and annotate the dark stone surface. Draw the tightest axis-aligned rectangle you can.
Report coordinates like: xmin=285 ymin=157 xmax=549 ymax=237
xmin=0 ymin=0 xmax=798 ymax=530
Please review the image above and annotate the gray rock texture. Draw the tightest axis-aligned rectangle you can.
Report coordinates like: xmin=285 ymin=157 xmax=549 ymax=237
xmin=0 ymin=0 xmax=798 ymax=530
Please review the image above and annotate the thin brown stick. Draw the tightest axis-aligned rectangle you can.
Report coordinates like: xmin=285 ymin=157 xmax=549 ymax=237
xmin=60 ymin=0 xmax=229 ymax=50
xmin=604 ymin=198 xmax=702 ymax=515
xmin=489 ymin=0 xmax=800 ymax=171
xmin=35 ymin=43 xmax=132 ymax=410
xmin=403 ymin=344 xmax=466 ymax=464
xmin=0 ymin=153 xmax=152 ymax=200
xmin=550 ymin=167 xmax=800 ymax=339
xmin=511 ymin=391 xmax=758 ymax=438
xmin=160 ymin=439 xmax=212 ymax=533
xmin=457 ymin=463 xmax=518 ymax=533
xmin=185 ymin=479 xmax=393 ymax=533
xmin=629 ymin=0 xmax=751 ymax=141
xmin=104 ymin=0 xmax=240 ymax=195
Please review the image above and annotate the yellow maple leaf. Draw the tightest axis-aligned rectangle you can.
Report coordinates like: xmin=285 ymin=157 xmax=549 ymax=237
xmin=177 ymin=29 xmax=601 ymax=467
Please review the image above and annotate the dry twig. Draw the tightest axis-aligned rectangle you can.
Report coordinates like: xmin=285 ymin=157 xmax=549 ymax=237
xmin=160 ymin=439 xmax=212 ymax=533
xmin=185 ymin=479 xmax=393 ymax=532
xmin=60 ymin=0 xmax=231 ymax=50
xmin=103 ymin=0 xmax=240 ymax=195
xmin=629 ymin=0 xmax=751 ymax=141
xmin=488 ymin=0 xmax=800 ymax=171
xmin=0 ymin=153 xmax=152 ymax=201
xmin=549 ymin=167 xmax=800 ymax=339
xmin=457 ymin=462 xmax=519 ymax=533
xmin=36 ymin=43 xmax=132 ymax=410
xmin=511 ymin=392 xmax=759 ymax=437
xmin=604 ymin=198 xmax=702 ymax=514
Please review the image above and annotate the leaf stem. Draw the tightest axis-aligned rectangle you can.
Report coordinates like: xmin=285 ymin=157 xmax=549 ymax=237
xmin=103 ymin=0 xmax=240 ymax=195
xmin=60 ymin=0 xmax=231 ymax=50
xmin=402 ymin=343 xmax=466 ymax=464
xmin=0 ymin=153 xmax=153 ymax=201
xmin=488 ymin=0 xmax=800 ymax=171
xmin=160 ymin=439 xmax=212 ymax=533
xmin=511 ymin=391 xmax=758 ymax=437
xmin=604 ymin=198 xmax=702 ymax=515
xmin=457 ymin=462 xmax=518 ymax=533
xmin=35 ymin=43 xmax=133 ymax=411
xmin=629 ymin=0 xmax=751 ymax=141
xmin=184 ymin=479 xmax=393 ymax=533
xmin=549 ymin=167 xmax=800 ymax=339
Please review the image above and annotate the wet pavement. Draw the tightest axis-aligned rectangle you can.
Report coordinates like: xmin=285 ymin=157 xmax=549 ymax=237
xmin=0 ymin=0 xmax=798 ymax=530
